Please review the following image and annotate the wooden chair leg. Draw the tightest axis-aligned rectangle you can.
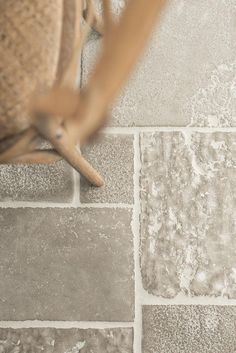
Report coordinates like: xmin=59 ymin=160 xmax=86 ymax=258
xmin=8 ymin=150 xmax=61 ymax=165
xmin=8 ymin=146 xmax=104 ymax=187
xmin=32 ymin=115 xmax=104 ymax=187
xmin=52 ymin=137 xmax=104 ymax=187
xmin=0 ymin=129 xmax=38 ymax=163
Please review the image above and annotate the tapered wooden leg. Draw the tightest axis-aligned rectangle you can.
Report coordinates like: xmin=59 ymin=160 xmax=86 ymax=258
xmin=33 ymin=115 xmax=104 ymax=187
xmin=52 ymin=135 xmax=104 ymax=187
xmin=9 ymin=147 xmax=103 ymax=187
xmin=0 ymin=128 xmax=38 ymax=163
xmin=8 ymin=150 xmax=61 ymax=165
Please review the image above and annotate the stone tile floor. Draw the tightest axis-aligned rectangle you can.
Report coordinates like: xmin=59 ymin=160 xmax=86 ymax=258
xmin=0 ymin=328 xmax=133 ymax=353
xmin=0 ymin=208 xmax=134 ymax=321
xmin=140 ymin=132 xmax=236 ymax=299
xmin=0 ymin=0 xmax=236 ymax=352
xmin=142 ymin=306 xmax=236 ymax=353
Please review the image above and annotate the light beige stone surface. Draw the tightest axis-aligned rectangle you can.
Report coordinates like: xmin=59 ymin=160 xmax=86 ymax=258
xmin=140 ymin=132 xmax=236 ymax=298
xmin=0 ymin=328 xmax=133 ymax=353
xmin=0 ymin=208 xmax=134 ymax=321
xmin=142 ymin=305 xmax=236 ymax=353
xmin=83 ymin=0 xmax=236 ymax=127
xmin=0 ymin=161 xmax=74 ymax=202
xmin=80 ymin=134 xmax=134 ymax=203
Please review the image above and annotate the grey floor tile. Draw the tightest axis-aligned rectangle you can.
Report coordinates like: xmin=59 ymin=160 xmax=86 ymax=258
xmin=0 ymin=208 xmax=134 ymax=321
xmin=0 ymin=161 xmax=74 ymax=203
xmin=80 ymin=134 xmax=134 ymax=204
xmin=142 ymin=305 xmax=236 ymax=353
xmin=140 ymin=132 xmax=236 ymax=298
xmin=0 ymin=327 xmax=133 ymax=353
xmin=83 ymin=0 xmax=236 ymax=127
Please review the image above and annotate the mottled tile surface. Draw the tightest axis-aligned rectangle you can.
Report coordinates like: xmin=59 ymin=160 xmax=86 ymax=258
xmin=80 ymin=134 xmax=134 ymax=204
xmin=140 ymin=132 xmax=236 ymax=298
xmin=0 ymin=208 xmax=134 ymax=320
xmin=142 ymin=305 xmax=236 ymax=353
xmin=0 ymin=161 xmax=73 ymax=202
xmin=0 ymin=328 xmax=133 ymax=353
xmin=83 ymin=0 xmax=236 ymax=127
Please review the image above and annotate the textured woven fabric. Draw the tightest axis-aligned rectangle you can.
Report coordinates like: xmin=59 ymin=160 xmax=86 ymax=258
xmin=56 ymin=0 xmax=77 ymax=81
xmin=0 ymin=0 xmax=64 ymax=140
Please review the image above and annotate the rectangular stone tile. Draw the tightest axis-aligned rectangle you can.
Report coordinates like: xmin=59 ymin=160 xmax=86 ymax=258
xmin=0 ymin=208 xmax=134 ymax=321
xmin=140 ymin=132 xmax=236 ymax=298
xmin=0 ymin=327 xmax=133 ymax=353
xmin=80 ymin=134 xmax=134 ymax=204
xmin=142 ymin=305 xmax=236 ymax=353
xmin=0 ymin=160 xmax=74 ymax=203
xmin=83 ymin=0 xmax=236 ymax=127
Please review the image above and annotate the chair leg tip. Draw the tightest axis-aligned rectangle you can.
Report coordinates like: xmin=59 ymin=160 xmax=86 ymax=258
xmin=93 ymin=176 xmax=105 ymax=187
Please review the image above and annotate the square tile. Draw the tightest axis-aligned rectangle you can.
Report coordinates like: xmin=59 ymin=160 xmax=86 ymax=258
xmin=0 ymin=160 xmax=74 ymax=203
xmin=0 ymin=327 xmax=133 ymax=353
xmin=80 ymin=134 xmax=134 ymax=204
xmin=0 ymin=208 xmax=134 ymax=321
xmin=140 ymin=132 xmax=236 ymax=298
xmin=142 ymin=305 xmax=236 ymax=353
xmin=83 ymin=0 xmax=236 ymax=127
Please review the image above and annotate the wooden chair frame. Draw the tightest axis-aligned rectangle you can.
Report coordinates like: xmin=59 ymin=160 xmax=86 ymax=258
xmin=0 ymin=0 xmax=166 ymax=186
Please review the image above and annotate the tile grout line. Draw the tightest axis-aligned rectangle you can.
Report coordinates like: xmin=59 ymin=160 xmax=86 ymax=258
xmin=132 ymin=132 xmax=142 ymax=353
xmin=140 ymin=290 xmax=236 ymax=306
xmin=0 ymin=321 xmax=134 ymax=329
xmin=104 ymin=126 xmax=236 ymax=134
xmin=72 ymin=169 xmax=81 ymax=207
xmin=0 ymin=202 xmax=133 ymax=209
xmin=78 ymin=203 xmax=133 ymax=208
